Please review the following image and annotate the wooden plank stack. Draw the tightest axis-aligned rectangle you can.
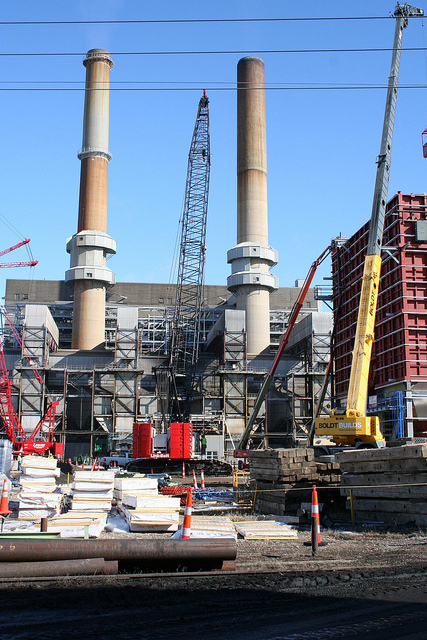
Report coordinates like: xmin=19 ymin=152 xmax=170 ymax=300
xmin=70 ymin=470 xmax=115 ymax=511
xmin=47 ymin=512 xmax=108 ymax=538
xmin=249 ymin=448 xmax=341 ymax=516
xmin=337 ymin=444 xmax=427 ymax=526
xmin=18 ymin=455 xmax=62 ymax=520
xmin=113 ymin=476 xmax=158 ymax=504
xmin=235 ymin=520 xmax=298 ymax=540
xmin=118 ymin=494 xmax=181 ymax=532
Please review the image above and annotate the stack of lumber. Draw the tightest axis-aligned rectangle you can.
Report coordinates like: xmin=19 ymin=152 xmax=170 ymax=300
xmin=235 ymin=520 xmax=298 ymax=540
xmin=338 ymin=444 xmax=427 ymax=526
xmin=113 ymin=475 xmax=158 ymax=504
xmin=47 ymin=512 xmax=107 ymax=538
xmin=249 ymin=448 xmax=340 ymax=516
xmin=171 ymin=516 xmax=237 ymax=539
xmin=118 ymin=494 xmax=181 ymax=532
xmin=18 ymin=455 xmax=62 ymax=520
xmin=70 ymin=469 xmax=114 ymax=512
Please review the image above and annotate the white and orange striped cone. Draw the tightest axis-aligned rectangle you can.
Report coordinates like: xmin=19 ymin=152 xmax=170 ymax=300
xmin=311 ymin=484 xmax=321 ymax=554
xmin=97 ymin=460 xmax=101 ymax=471
xmin=181 ymin=489 xmax=193 ymax=539
xmin=0 ymin=479 xmax=12 ymax=516
xmin=200 ymin=469 xmax=206 ymax=490
xmin=192 ymin=469 xmax=198 ymax=490
xmin=182 ymin=462 xmax=186 ymax=479
xmin=82 ymin=460 xmax=85 ymax=469
xmin=91 ymin=458 xmax=97 ymax=472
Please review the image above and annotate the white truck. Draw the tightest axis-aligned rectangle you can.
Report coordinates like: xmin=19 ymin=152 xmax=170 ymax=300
xmin=101 ymin=452 xmax=134 ymax=468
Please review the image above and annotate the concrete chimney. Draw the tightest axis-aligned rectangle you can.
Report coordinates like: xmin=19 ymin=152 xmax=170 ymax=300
xmin=227 ymin=57 xmax=278 ymax=356
xmin=66 ymin=49 xmax=116 ymax=350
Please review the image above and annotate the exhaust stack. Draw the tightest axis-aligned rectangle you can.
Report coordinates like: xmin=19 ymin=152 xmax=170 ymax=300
xmin=66 ymin=49 xmax=116 ymax=350
xmin=227 ymin=57 xmax=278 ymax=356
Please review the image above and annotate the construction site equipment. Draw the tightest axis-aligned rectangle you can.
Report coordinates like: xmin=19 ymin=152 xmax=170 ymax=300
xmin=0 ymin=308 xmax=61 ymax=456
xmin=156 ymin=90 xmax=210 ymax=426
xmin=315 ymin=2 xmax=423 ymax=446
xmin=0 ymin=239 xmax=37 ymax=269
xmin=237 ymin=243 xmax=334 ymax=450
xmin=181 ymin=488 xmax=193 ymax=539
xmin=310 ymin=485 xmax=321 ymax=556
xmin=0 ymin=480 xmax=11 ymax=516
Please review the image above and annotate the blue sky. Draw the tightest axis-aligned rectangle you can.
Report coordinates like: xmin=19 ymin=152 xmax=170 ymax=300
xmin=1 ymin=1 xmax=427 ymax=302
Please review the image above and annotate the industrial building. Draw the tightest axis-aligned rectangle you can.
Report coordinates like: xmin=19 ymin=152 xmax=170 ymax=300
xmin=2 ymin=40 xmax=425 ymax=460
xmin=331 ymin=191 xmax=427 ymax=441
xmin=0 ymin=50 xmax=333 ymax=460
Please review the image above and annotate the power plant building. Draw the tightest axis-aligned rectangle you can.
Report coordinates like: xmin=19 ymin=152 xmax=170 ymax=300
xmin=1 ymin=50 xmax=334 ymax=459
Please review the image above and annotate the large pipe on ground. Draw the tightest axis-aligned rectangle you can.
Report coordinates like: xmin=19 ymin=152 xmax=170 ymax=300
xmin=0 ymin=538 xmax=237 ymax=570
xmin=66 ymin=49 xmax=116 ymax=350
xmin=227 ymin=56 xmax=278 ymax=357
xmin=0 ymin=558 xmax=118 ymax=579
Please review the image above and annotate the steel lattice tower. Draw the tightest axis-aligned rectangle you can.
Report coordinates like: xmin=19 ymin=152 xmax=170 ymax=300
xmin=170 ymin=92 xmax=210 ymax=377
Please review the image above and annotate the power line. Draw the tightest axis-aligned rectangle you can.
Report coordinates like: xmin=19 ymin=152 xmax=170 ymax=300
xmin=0 ymin=84 xmax=425 ymax=92
xmin=0 ymin=17 xmax=399 ymax=26
xmin=0 ymin=46 xmax=425 ymax=57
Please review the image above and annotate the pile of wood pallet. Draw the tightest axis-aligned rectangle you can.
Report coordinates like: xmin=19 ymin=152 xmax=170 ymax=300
xmin=338 ymin=444 xmax=427 ymax=526
xmin=249 ymin=448 xmax=341 ymax=517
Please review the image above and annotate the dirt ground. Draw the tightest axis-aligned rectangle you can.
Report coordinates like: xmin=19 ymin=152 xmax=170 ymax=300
xmin=2 ymin=472 xmax=427 ymax=639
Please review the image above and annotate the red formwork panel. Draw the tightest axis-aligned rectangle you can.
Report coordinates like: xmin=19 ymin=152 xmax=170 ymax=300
xmin=332 ymin=192 xmax=427 ymax=398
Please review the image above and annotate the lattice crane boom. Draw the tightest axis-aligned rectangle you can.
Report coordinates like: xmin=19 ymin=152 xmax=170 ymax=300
xmin=170 ymin=91 xmax=210 ymax=377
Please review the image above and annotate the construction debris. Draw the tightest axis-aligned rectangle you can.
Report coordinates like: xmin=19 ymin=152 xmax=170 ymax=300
xmin=338 ymin=444 xmax=427 ymax=526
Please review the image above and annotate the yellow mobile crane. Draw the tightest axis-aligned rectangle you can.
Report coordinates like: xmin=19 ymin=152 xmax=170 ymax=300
xmin=315 ymin=3 xmax=423 ymax=447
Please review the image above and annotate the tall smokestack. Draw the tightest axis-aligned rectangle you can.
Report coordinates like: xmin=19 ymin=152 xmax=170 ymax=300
xmin=66 ymin=49 xmax=116 ymax=350
xmin=227 ymin=57 xmax=278 ymax=356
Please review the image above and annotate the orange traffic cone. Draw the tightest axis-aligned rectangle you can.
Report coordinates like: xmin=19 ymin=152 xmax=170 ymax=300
xmin=91 ymin=458 xmax=97 ymax=471
xmin=192 ymin=469 xmax=198 ymax=489
xmin=200 ymin=469 xmax=205 ymax=490
xmin=181 ymin=489 xmax=193 ymax=539
xmin=97 ymin=460 xmax=101 ymax=471
xmin=0 ymin=479 xmax=12 ymax=516
xmin=311 ymin=484 xmax=321 ymax=546
xmin=182 ymin=462 xmax=186 ymax=479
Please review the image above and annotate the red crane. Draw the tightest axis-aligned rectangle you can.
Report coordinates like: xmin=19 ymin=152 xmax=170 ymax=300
xmin=0 ymin=239 xmax=38 ymax=269
xmin=0 ymin=309 xmax=61 ymax=456
xmin=0 ymin=236 xmax=62 ymax=455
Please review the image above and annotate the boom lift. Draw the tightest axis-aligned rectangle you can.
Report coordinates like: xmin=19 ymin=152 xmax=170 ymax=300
xmin=315 ymin=3 xmax=423 ymax=447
